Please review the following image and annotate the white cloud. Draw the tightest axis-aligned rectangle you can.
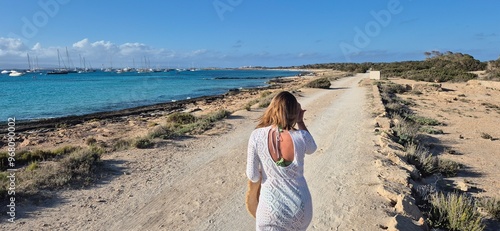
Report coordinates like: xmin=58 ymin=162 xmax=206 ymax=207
xmin=32 ymin=42 xmax=42 ymax=50
xmin=0 ymin=37 xmax=27 ymax=57
xmin=0 ymin=37 xmax=26 ymax=51
xmin=72 ymin=38 xmax=89 ymax=49
xmin=0 ymin=38 xmax=183 ymax=68
xmin=0 ymin=37 xmax=334 ymax=68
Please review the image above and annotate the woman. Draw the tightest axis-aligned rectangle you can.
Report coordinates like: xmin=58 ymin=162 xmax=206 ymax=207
xmin=246 ymin=91 xmax=317 ymax=230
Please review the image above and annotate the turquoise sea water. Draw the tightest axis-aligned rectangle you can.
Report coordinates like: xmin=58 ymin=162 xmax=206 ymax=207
xmin=1 ymin=69 xmax=301 ymax=121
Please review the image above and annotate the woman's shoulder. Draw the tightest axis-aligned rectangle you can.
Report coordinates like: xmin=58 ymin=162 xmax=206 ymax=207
xmin=250 ymin=126 xmax=271 ymax=137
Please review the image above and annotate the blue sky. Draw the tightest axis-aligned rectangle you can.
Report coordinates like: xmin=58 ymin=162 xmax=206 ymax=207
xmin=1 ymin=0 xmax=499 ymax=69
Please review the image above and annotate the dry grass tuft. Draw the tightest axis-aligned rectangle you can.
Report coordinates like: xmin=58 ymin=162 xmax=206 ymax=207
xmin=19 ymin=147 xmax=102 ymax=192
xmin=304 ymin=77 xmax=331 ymax=89
xmin=133 ymin=137 xmax=154 ymax=149
xmin=428 ymin=192 xmax=484 ymax=231
xmin=478 ymin=197 xmax=500 ymax=220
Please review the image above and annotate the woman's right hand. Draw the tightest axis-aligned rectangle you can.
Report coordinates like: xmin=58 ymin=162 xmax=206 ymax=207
xmin=297 ymin=103 xmax=306 ymax=123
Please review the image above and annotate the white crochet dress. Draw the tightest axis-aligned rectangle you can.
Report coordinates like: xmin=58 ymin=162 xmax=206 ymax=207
xmin=247 ymin=126 xmax=317 ymax=231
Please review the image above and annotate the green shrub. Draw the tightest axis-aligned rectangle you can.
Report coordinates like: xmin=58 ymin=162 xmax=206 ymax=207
xmin=428 ymin=192 xmax=484 ymax=231
xmin=148 ymin=125 xmax=173 ymax=139
xmin=399 ymin=98 xmax=417 ymax=107
xmin=478 ymin=197 xmax=500 ymax=220
xmin=111 ymin=139 xmax=132 ymax=151
xmin=299 ymin=52 xmax=484 ymax=82
xmin=437 ymin=159 xmax=461 ymax=177
xmin=404 ymin=69 xmax=477 ymax=82
xmin=385 ymin=102 xmax=406 ymax=115
xmin=60 ymin=149 xmax=100 ymax=179
xmin=53 ymin=146 xmax=80 ymax=155
xmin=380 ymin=83 xmax=408 ymax=94
xmin=305 ymin=77 xmax=331 ymax=89
xmin=167 ymin=112 xmax=196 ymax=125
xmin=187 ymin=109 xmax=232 ymax=134
xmin=420 ymin=126 xmax=444 ymax=134
xmin=205 ymin=109 xmax=231 ymax=123
xmin=378 ymin=83 xmax=412 ymax=116
xmin=245 ymin=99 xmax=259 ymax=111
xmin=26 ymin=162 xmax=38 ymax=171
xmin=0 ymin=146 xmax=80 ymax=171
xmin=149 ymin=109 xmax=233 ymax=139
xmin=260 ymin=91 xmax=272 ymax=98
xmin=392 ymin=114 xmax=420 ymax=145
xmin=405 ymin=143 xmax=437 ymax=176
xmin=408 ymin=115 xmax=442 ymax=126
xmin=133 ymin=138 xmax=154 ymax=149
xmin=26 ymin=147 xmax=101 ymax=189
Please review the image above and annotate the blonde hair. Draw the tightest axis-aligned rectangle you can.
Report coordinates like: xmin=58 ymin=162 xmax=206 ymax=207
xmin=257 ymin=91 xmax=300 ymax=130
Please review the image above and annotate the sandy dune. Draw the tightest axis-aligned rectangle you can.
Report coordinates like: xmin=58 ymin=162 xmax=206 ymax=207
xmin=4 ymin=74 xmax=390 ymax=230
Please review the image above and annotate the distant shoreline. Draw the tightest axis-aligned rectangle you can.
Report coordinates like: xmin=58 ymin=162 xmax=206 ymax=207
xmin=4 ymin=74 xmax=305 ymax=134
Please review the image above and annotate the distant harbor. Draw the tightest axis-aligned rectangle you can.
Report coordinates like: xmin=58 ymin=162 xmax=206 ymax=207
xmin=1 ymin=69 xmax=303 ymax=121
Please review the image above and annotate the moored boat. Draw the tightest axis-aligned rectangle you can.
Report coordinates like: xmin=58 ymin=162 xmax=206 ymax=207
xmin=47 ymin=69 xmax=69 ymax=75
xmin=8 ymin=71 xmax=25 ymax=77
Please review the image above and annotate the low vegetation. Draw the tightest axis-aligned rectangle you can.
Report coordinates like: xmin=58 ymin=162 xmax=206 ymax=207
xmin=404 ymin=143 xmax=460 ymax=178
xmin=376 ymin=81 xmax=495 ymax=229
xmin=0 ymin=146 xmax=79 ymax=171
xmin=0 ymin=108 xmax=234 ymax=196
xmin=478 ymin=197 xmax=500 ymax=220
xmin=0 ymin=146 xmax=102 ymax=197
xmin=428 ymin=192 xmax=484 ymax=231
xmin=485 ymin=57 xmax=500 ymax=81
xmin=133 ymin=137 xmax=155 ymax=149
xmin=392 ymin=113 xmax=420 ymax=145
xmin=419 ymin=126 xmax=444 ymax=135
xmin=143 ymin=109 xmax=231 ymax=144
xmin=299 ymin=51 xmax=486 ymax=82
xmin=304 ymin=77 xmax=331 ymax=89
xmin=111 ymin=138 xmax=133 ymax=151
xmin=244 ymin=90 xmax=276 ymax=111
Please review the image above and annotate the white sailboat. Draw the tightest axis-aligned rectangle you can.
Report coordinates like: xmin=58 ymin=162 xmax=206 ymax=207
xmin=26 ymin=53 xmax=38 ymax=73
xmin=47 ymin=49 xmax=69 ymax=75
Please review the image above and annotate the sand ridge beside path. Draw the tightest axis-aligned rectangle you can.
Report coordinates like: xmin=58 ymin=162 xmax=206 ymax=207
xmin=3 ymin=73 xmax=390 ymax=230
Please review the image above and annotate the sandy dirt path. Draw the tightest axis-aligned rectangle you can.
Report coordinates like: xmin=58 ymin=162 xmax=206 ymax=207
xmin=4 ymin=73 xmax=389 ymax=230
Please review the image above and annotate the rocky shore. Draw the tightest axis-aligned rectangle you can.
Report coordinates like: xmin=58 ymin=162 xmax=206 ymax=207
xmin=1 ymin=71 xmax=331 ymax=152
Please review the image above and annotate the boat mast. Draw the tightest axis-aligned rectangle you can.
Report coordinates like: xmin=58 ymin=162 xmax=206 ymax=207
xmin=79 ymin=54 xmax=83 ymax=69
xmin=57 ymin=49 xmax=61 ymax=69
xmin=65 ymin=47 xmax=73 ymax=70
xmin=27 ymin=53 xmax=32 ymax=71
